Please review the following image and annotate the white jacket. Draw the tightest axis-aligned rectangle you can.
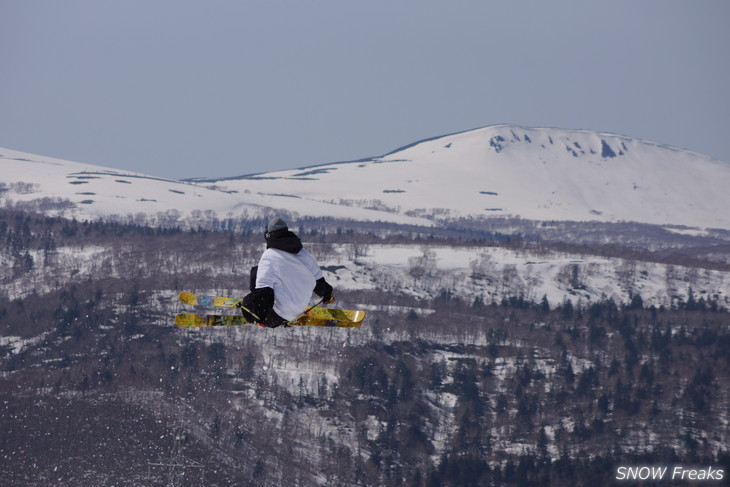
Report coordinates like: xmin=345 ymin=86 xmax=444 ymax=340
xmin=255 ymin=247 xmax=324 ymax=320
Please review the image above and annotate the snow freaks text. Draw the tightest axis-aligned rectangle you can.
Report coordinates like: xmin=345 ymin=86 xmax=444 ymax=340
xmin=615 ymin=465 xmax=724 ymax=482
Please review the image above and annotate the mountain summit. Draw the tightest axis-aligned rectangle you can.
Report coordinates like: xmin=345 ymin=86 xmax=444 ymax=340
xmin=2 ymin=125 xmax=729 ymax=230
xmin=205 ymin=125 xmax=730 ymax=230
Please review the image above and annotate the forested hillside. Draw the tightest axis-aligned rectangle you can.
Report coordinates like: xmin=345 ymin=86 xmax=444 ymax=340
xmin=1 ymin=210 xmax=728 ymax=486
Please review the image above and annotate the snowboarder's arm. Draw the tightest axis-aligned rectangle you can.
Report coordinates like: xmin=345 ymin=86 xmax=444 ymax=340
xmin=297 ymin=249 xmax=332 ymax=303
xmin=299 ymin=249 xmax=324 ymax=281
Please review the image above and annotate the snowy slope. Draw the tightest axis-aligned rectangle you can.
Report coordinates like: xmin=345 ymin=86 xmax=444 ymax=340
xmin=326 ymin=244 xmax=730 ymax=310
xmin=201 ymin=125 xmax=730 ymax=230
xmin=0 ymin=148 xmax=430 ymax=226
xmin=2 ymin=124 xmax=729 ymax=230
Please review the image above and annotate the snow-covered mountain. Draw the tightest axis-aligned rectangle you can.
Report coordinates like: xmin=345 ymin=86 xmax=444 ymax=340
xmin=201 ymin=125 xmax=730 ymax=230
xmin=2 ymin=124 xmax=729 ymax=230
xmin=0 ymin=148 xmax=430 ymax=227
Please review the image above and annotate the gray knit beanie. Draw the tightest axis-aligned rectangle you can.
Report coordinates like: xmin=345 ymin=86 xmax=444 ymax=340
xmin=266 ymin=218 xmax=288 ymax=233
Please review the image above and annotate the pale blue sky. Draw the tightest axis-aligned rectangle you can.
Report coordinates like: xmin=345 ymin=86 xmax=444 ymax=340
xmin=1 ymin=0 xmax=728 ymax=179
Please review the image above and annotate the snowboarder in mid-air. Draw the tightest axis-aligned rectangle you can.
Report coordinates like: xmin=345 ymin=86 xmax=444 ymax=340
xmin=237 ymin=218 xmax=335 ymax=328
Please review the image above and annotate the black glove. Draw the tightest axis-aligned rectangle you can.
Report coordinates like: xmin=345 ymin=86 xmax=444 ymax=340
xmin=314 ymin=277 xmax=334 ymax=304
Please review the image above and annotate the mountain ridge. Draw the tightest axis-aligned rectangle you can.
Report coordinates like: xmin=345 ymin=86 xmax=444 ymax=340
xmin=199 ymin=124 xmax=730 ymax=230
xmin=2 ymin=124 xmax=729 ymax=230
xmin=192 ymin=123 xmax=724 ymax=182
